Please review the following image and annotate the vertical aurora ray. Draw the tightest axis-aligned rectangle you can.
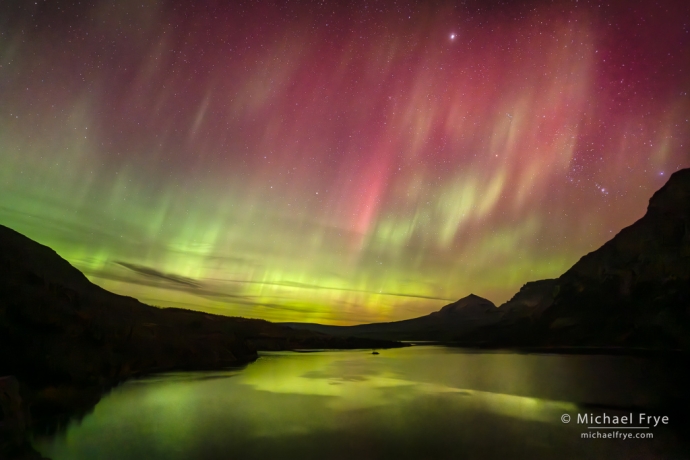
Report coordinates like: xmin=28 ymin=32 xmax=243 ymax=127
xmin=1 ymin=0 xmax=689 ymax=324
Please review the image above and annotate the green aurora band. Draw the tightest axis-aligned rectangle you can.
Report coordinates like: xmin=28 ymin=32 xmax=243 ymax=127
xmin=1 ymin=0 xmax=689 ymax=324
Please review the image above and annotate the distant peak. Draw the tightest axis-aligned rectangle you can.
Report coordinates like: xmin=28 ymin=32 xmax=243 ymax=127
xmin=438 ymin=294 xmax=496 ymax=315
xmin=458 ymin=293 xmax=490 ymax=302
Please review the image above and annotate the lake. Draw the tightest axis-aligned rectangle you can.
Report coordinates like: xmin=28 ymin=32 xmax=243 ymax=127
xmin=33 ymin=346 xmax=688 ymax=459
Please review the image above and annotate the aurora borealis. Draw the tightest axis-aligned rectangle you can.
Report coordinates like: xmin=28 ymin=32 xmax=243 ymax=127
xmin=1 ymin=0 xmax=689 ymax=325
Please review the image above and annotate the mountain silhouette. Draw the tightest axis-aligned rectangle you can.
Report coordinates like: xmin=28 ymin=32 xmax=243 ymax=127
xmin=288 ymin=169 xmax=690 ymax=351
xmin=284 ymin=293 xmax=501 ymax=341
xmin=466 ymin=168 xmax=690 ymax=350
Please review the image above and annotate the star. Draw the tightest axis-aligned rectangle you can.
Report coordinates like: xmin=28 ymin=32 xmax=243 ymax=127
xmin=1 ymin=0 xmax=688 ymax=325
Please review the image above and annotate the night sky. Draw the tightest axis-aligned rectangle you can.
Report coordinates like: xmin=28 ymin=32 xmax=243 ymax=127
xmin=1 ymin=0 xmax=689 ymax=324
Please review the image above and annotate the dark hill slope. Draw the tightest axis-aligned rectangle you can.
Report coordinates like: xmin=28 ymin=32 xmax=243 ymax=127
xmin=0 ymin=225 xmax=256 ymax=389
xmin=0 ymin=225 xmax=401 ymax=389
xmin=462 ymin=168 xmax=690 ymax=350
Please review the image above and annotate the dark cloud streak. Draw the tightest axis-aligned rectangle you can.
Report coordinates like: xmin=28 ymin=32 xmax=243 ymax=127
xmin=115 ymin=261 xmax=202 ymax=288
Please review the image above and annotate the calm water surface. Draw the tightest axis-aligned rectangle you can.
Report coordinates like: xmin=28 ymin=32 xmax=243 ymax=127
xmin=34 ymin=347 xmax=687 ymax=460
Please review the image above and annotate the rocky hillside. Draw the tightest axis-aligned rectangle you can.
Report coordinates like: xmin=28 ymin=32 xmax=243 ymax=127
xmin=462 ymin=168 xmax=690 ymax=350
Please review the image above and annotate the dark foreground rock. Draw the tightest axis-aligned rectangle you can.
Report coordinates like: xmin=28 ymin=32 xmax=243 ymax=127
xmin=0 ymin=376 xmax=45 ymax=460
